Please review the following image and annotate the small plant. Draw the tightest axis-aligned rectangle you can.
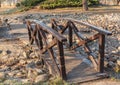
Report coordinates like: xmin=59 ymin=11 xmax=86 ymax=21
xmin=49 ymin=77 xmax=69 ymax=85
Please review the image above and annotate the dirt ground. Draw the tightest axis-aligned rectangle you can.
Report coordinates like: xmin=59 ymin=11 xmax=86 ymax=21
xmin=0 ymin=6 xmax=120 ymax=85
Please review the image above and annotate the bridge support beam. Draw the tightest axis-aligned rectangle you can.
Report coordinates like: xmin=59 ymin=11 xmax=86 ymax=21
xmin=98 ymin=34 xmax=105 ymax=73
xmin=57 ymin=41 xmax=67 ymax=80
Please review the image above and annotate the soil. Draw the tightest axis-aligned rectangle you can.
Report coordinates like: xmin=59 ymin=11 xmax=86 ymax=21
xmin=0 ymin=6 xmax=120 ymax=84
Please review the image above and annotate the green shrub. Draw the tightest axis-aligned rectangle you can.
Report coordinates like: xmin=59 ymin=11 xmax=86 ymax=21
xmin=16 ymin=3 xmax=21 ymax=7
xmin=21 ymin=0 xmax=44 ymax=7
xmin=40 ymin=0 xmax=99 ymax=9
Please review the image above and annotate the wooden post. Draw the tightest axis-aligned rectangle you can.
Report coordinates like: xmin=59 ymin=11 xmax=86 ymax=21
xmin=38 ymin=30 xmax=43 ymax=50
xmin=68 ymin=22 xmax=73 ymax=47
xmin=57 ymin=41 xmax=67 ymax=80
xmin=98 ymin=34 xmax=105 ymax=73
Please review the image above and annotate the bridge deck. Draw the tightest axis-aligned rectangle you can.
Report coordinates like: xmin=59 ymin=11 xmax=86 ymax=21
xmin=64 ymin=50 xmax=106 ymax=83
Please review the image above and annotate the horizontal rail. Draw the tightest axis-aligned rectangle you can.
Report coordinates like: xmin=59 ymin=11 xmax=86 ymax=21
xmin=60 ymin=18 xmax=112 ymax=35
xmin=27 ymin=20 xmax=67 ymax=42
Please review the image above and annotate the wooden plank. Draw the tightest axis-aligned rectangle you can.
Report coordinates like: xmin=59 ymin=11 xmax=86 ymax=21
xmin=47 ymin=48 xmax=60 ymax=75
xmin=67 ymin=73 xmax=108 ymax=83
xmin=84 ymin=45 xmax=98 ymax=71
xmin=71 ymin=33 xmax=100 ymax=50
xmin=60 ymin=18 xmax=112 ymax=35
xmin=41 ymin=39 xmax=57 ymax=54
xmin=30 ymin=20 xmax=67 ymax=42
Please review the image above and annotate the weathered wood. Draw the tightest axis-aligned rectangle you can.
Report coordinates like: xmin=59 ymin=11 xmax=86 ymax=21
xmin=39 ymin=29 xmax=60 ymax=75
xmin=32 ymin=20 xmax=67 ymax=42
xmin=84 ymin=45 xmax=98 ymax=71
xmin=26 ymin=21 xmax=32 ymax=44
xmin=71 ymin=33 xmax=100 ymax=50
xmin=68 ymin=23 xmax=73 ymax=47
xmin=51 ymin=19 xmax=68 ymax=34
xmin=57 ymin=41 xmax=67 ymax=80
xmin=48 ymin=48 xmax=60 ymax=75
xmin=98 ymin=34 xmax=105 ymax=73
xmin=38 ymin=30 xmax=43 ymax=49
xmin=60 ymin=18 xmax=112 ymax=35
xmin=41 ymin=39 xmax=57 ymax=54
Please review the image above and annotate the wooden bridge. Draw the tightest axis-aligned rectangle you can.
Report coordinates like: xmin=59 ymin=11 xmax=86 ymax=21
xmin=25 ymin=18 xmax=112 ymax=83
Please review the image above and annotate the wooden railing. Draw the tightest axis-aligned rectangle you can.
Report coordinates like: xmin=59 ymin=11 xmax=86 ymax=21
xmin=26 ymin=20 xmax=67 ymax=80
xmin=26 ymin=18 xmax=112 ymax=80
xmin=51 ymin=18 xmax=112 ymax=73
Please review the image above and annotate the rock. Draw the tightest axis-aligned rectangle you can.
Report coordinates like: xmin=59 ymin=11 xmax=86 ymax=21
xmin=0 ymin=50 xmax=2 ymax=54
xmin=35 ymin=74 xmax=49 ymax=83
xmin=0 ymin=72 xmax=6 ymax=81
xmin=108 ymin=56 xmax=118 ymax=62
xmin=23 ymin=52 xmax=27 ymax=58
xmin=27 ymin=69 xmax=37 ymax=79
xmin=36 ymin=60 xmax=44 ymax=67
xmin=6 ymin=50 xmax=11 ymax=54
xmin=104 ymin=61 xmax=108 ymax=67
xmin=2 ymin=50 xmax=7 ymax=55
xmin=21 ymin=79 xmax=30 ymax=84
xmin=30 ymin=53 xmax=37 ymax=59
xmin=26 ymin=61 xmax=36 ymax=69
xmin=118 ymin=46 xmax=120 ymax=51
xmin=6 ymin=59 xmax=19 ymax=66
xmin=19 ymin=59 xmax=27 ymax=65
xmin=117 ymin=59 xmax=120 ymax=66
xmin=107 ymin=61 xmax=115 ymax=68
xmin=0 ymin=66 xmax=11 ymax=72
xmin=15 ymin=72 xmax=25 ymax=78
xmin=35 ymin=68 xmax=44 ymax=75
xmin=8 ymin=71 xmax=15 ymax=77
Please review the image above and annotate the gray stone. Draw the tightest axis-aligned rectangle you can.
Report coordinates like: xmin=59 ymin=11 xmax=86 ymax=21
xmin=26 ymin=61 xmax=36 ymax=68
xmin=107 ymin=61 xmax=115 ymax=68
xmin=35 ymin=74 xmax=49 ymax=83
xmin=108 ymin=56 xmax=118 ymax=62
